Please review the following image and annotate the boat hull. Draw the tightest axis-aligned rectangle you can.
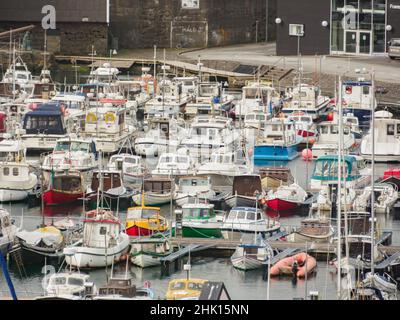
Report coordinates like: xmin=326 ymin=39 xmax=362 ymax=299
xmin=64 ymin=234 xmax=130 ymax=268
xmin=131 ymin=253 xmax=162 ymax=268
xmin=43 ymin=190 xmax=83 ymax=206
xmin=343 ymin=108 xmax=371 ymax=127
xmin=231 ymin=255 xmax=264 ymax=271
xmin=0 ymin=189 xmax=29 ymax=202
xmin=132 ymin=193 xmax=172 ymax=207
xmin=254 ymin=144 xmax=299 ymax=162
xmin=224 ymin=195 xmax=257 ymax=208
xmin=221 ymin=227 xmax=281 ymax=241
xmin=267 ymin=198 xmax=298 ymax=212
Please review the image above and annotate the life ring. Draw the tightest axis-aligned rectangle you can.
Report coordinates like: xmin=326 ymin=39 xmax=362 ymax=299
xmin=86 ymin=112 xmax=97 ymax=123
xmin=104 ymin=112 xmax=116 ymax=123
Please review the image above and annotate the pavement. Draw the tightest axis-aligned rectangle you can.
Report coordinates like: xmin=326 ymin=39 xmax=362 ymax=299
xmin=179 ymin=42 xmax=400 ymax=84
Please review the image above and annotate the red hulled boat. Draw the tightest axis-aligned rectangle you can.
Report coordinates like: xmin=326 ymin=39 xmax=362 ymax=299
xmin=43 ymin=172 xmax=84 ymax=206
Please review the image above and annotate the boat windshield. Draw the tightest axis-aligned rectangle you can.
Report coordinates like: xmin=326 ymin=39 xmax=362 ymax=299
xmin=313 ymin=160 xmax=352 ymax=179
xmin=183 ymin=208 xmax=211 ymax=219
xmin=55 ymin=141 xmax=89 ymax=153
xmin=127 ymin=208 xmax=159 ymax=219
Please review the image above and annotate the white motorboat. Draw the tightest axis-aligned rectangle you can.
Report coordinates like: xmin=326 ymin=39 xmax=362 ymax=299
xmin=63 ymin=209 xmax=130 ymax=268
xmin=81 ymin=104 xmax=135 ymax=153
xmin=281 ymin=83 xmax=330 ymax=120
xmin=353 ymin=183 xmax=398 ymax=214
xmin=132 ymin=178 xmax=174 ymax=206
xmin=42 ymin=272 xmax=97 ymax=300
xmin=0 ymin=208 xmax=19 ymax=255
xmin=0 ymin=138 xmax=37 ymax=202
xmin=151 ymin=152 xmax=196 ymax=177
xmin=310 ymin=155 xmax=371 ymax=191
xmin=360 ymin=111 xmax=400 ymax=162
xmin=135 ymin=116 xmax=186 ymax=157
xmin=231 ymin=236 xmax=273 ymax=271
xmin=21 ymin=103 xmax=70 ymax=151
xmin=287 ymin=112 xmax=318 ymax=145
xmin=220 ymin=207 xmax=281 ymax=241
xmin=144 ymin=79 xmax=189 ymax=116
xmin=41 ymin=137 xmax=98 ymax=186
xmin=234 ymin=82 xmax=275 ymax=119
xmin=179 ymin=115 xmax=240 ymax=161
xmin=130 ymin=238 xmax=172 ymax=268
xmin=107 ymin=153 xmax=145 ymax=185
xmin=185 ymin=81 xmax=234 ymax=119
xmin=312 ymin=120 xmax=355 ymax=159
xmin=174 ymin=176 xmax=216 ymax=207
xmin=196 ymin=149 xmax=250 ymax=188
xmin=264 ymin=183 xmax=308 ymax=212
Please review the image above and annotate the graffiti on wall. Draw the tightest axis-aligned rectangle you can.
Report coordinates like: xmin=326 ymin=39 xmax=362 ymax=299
xmin=181 ymin=0 xmax=200 ymax=9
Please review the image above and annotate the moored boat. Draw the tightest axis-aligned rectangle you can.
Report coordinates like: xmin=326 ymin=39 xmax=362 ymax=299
xmin=270 ymin=252 xmax=317 ymax=278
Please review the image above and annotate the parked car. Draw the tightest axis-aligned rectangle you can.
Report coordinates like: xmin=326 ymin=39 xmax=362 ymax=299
xmin=388 ymin=38 xmax=400 ymax=60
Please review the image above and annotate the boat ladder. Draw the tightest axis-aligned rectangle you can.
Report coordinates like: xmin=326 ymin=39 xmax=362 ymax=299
xmin=7 ymin=243 xmax=26 ymax=278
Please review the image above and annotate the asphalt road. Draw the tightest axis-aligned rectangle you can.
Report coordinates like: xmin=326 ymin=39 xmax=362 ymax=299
xmin=180 ymin=43 xmax=400 ymax=84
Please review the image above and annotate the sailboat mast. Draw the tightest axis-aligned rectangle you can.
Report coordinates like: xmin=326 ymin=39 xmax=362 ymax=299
xmin=370 ymin=71 xmax=376 ymax=275
xmin=336 ymin=76 xmax=342 ymax=299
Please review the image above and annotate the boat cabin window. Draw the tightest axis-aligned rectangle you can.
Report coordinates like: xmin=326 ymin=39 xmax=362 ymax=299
xmin=246 ymin=211 xmax=256 ymax=221
xmin=125 ymin=157 xmax=138 ymax=164
xmin=228 ymin=211 xmax=237 ymax=220
xmin=301 ymin=116 xmax=311 ymax=123
xmin=314 ymin=160 xmax=351 ymax=178
xmin=24 ymin=115 xmax=66 ymax=134
xmin=160 ymin=156 xmax=173 ymax=163
xmin=387 ymin=124 xmax=395 ymax=136
xmin=331 ymin=126 xmax=338 ymax=134
xmin=271 ymin=124 xmax=280 ymax=131
xmin=68 ymin=278 xmax=84 ymax=286
xmin=320 ymin=125 xmax=328 ymax=134
xmin=99 ymin=226 xmax=107 ymax=235
xmin=53 ymin=177 xmax=81 ymax=192
xmin=50 ymin=277 xmax=67 ymax=285
xmin=363 ymin=86 xmax=370 ymax=95
xmin=170 ymin=282 xmax=185 ymax=290
xmin=188 ymin=282 xmax=203 ymax=290
xmin=183 ymin=208 xmax=211 ymax=219
xmin=3 ymin=167 xmax=9 ymax=176
xmin=397 ymin=125 xmax=400 ymax=135
xmin=55 ymin=141 xmax=90 ymax=153
xmin=256 ymin=212 xmax=262 ymax=220
xmin=237 ymin=211 xmax=246 ymax=220
xmin=177 ymin=156 xmax=189 ymax=163
xmin=12 ymin=168 xmax=18 ymax=176
xmin=346 ymin=118 xmax=357 ymax=124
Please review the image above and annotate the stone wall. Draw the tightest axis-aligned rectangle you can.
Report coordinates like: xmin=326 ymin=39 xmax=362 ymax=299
xmin=109 ymin=0 xmax=276 ymax=49
xmin=0 ymin=22 xmax=108 ymax=55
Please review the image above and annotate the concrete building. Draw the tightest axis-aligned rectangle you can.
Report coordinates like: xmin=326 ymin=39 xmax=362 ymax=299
xmin=0 ymin=0 xmax=109 ymax=55
xmin=109 ymin=0 xmax=276 ymax=49
xmin=275 ymin=0 xmax=400 ymax=56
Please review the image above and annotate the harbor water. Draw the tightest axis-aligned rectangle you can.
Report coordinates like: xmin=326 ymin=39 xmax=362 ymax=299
xmin=1 ymin=156 xmax=400 ymax=300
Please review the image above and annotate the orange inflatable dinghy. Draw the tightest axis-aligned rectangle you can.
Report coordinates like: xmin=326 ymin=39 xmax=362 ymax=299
xmin=270 ymin=252 xmax=317 ymax=278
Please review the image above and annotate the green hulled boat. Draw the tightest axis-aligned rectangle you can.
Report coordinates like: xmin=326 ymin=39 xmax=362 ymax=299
xmin=172 ymin=203 xmax=223 ymax=238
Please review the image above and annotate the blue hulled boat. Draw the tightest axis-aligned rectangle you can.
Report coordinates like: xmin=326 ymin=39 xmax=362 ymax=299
xmin=254 ymin=118 xmax=302 ymax=162
xmin=341 ymin=80 xmax=376 ymax=128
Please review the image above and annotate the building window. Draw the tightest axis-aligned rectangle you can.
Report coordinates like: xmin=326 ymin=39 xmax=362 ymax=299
xmin=289 ymin=24 xmax=304 ymax=36
xmin=331 ymin=0 xmax=345 ymax=51
xmin=373 ymin=0 xmax=386 ymax=53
